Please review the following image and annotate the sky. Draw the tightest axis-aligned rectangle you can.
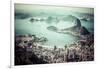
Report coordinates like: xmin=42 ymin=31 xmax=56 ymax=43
xmin=15 ymin=3 xmax=94 ymax=15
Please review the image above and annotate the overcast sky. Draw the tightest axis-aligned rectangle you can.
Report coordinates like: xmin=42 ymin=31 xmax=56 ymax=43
xmin=15 ymin=3 xmax=94 ymax=15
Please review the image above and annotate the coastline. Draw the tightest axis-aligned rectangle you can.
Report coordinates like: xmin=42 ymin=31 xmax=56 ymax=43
xmin=15 ymin=34 xmax=94 ymax=65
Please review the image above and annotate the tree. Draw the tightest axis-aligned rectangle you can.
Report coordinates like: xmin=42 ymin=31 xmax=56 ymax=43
xmin=54 ymin=45 xmax=57 ymax=51
xmin=64 ymin=44 xmax=67 ymax=50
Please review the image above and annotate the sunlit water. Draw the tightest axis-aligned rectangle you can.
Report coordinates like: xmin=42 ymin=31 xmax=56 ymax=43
xmin=15 ymin=18 xmax=93 ymax=48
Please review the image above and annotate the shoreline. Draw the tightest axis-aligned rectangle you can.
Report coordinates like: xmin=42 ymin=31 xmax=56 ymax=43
xmin=15 ymin=34 xmax=94 ymax=65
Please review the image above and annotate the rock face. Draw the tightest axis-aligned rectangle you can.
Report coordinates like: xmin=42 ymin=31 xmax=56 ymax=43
xmin=79 ymin=26 xmax=90 ymax=35
xmin=74 ymin=18 xmax=81 ymax=27
xmin=61 ymin=18 xmax=90 ymax=36
xmin=47 ymin=18 xmax=90 ymax=37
